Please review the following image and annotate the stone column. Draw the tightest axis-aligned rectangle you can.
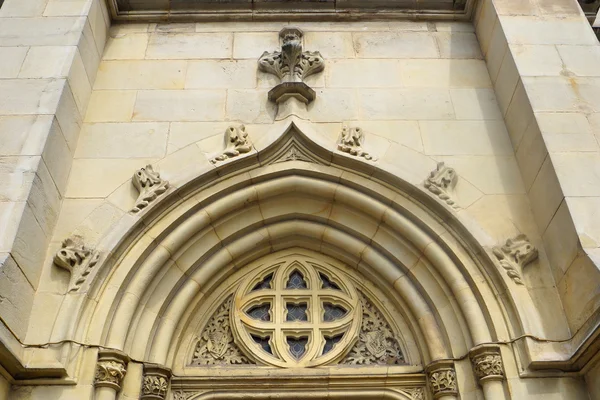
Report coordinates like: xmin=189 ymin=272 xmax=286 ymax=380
xmin=470 ymin=345 xmax=506 ymax=400
xmin=426 ymin=360 xmax=459 ymax=400
xmin=141 ymin=364 xmax=172 ymax=400
xmin=94 ymin=350 xmax=129 ymax=400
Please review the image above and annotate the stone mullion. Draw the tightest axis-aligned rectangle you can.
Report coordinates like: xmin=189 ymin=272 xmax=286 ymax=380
xmin=470 ymin=345 xmax=507 ymax=400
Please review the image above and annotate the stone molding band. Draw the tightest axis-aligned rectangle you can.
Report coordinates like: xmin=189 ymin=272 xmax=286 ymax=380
xmin=469 ymin=345 xmax=505 ymax=384
xmin=94 ymin=350 xmax=130 ymax=391
xmin=426 ymin=360 xmax=458 ymax=399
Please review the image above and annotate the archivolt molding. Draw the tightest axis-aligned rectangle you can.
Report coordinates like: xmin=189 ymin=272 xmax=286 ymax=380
xmin=45 ymin=119 xmax=555 ymax=384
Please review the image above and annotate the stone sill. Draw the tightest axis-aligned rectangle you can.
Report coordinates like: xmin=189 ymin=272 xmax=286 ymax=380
xmin=107 ymin=0 xmax=476 ymax=22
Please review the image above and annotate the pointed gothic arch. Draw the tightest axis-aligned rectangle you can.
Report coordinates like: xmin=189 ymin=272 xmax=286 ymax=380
xmin=48 ymin=119 xmax=553 ymax=399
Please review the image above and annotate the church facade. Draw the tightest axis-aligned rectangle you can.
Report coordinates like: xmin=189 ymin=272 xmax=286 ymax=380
xmin=1 ymin=0 xmax=600 ymax=399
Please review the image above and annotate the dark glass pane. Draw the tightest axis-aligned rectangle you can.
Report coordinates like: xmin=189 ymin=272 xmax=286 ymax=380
xmin=323 ymin=303 xmax=347 ymax=321
xmin=286 ymin=303 xmax=308 ymax=321
xmin=247 ymin=304 xmax=271 ymax=321
xmin=251 ymin=334 xmax=272 ymax=354
xmin=323 ymin=334 xmax=344 ymax=355
xmin=286 ymin=270 xmax=308 ymax=289
xmin=287 ymin=337 xmax=308 ymax=359
xmin=252 ymin=273 xmax=273 ymax=291
xmin=319 ymin=272 xmax=341 ymax=290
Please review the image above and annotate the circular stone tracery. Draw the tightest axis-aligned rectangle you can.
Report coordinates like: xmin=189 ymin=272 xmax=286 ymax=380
xmin=231 ymin=257 xmax=362 ymax=368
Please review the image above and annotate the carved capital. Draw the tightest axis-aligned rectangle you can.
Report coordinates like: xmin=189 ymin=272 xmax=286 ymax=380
xmin=141 ymin=364 xmax=172 ymax=400
xmin=424 ymin=162 xmax=458 ymax=209
xmin=53 ymin=235 xmax=99 ymax=293
xmin=94 ymin=350 xmax=129 ymax=391
xmin=492 ymin=234 xmax=538 ymax=285
xmin=426 ymin=360 xmax=458 ymax=399
xmin=337 ymin=127 xmax=376 ymax=161
xmin=258 ymin=28 xmax=324 ymax=104
xmin=131 ymin=165 xmax=169 ymax=213
xmin=210 ymin=125 xmax=252 ymax=164
xmin=470 ymin=345 xmax=504 ymax=384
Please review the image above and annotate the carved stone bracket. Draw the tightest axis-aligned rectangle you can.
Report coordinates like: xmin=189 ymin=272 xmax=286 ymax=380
xmin=53 ymin=235 xmax=99 ymax=293
xmin=492 ymin=234 xmax=538 ymax=285
xmin=131 ymin=164 xmax=170 ymax=213
xmin=259 ymin=27 xmax=324 ymax=104
xmin=426 ymin=360 xmax=458 ymax=399
xmin=337 ymin=127 xmax=376 ymax=161
xmin=423 ymin=162 xmax=459 ymax=209
xmin=94 ymin=350 xmax=129 ymax=392
xmin=469 ymin=345 xmax=504 ymax=385
xmin=142 ymin=364 xmax=172 ymax=400
xmin=210 ymin=125 xmax=253 ymax=164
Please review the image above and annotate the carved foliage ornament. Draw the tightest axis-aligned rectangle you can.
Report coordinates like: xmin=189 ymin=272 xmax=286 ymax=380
xmin=53 ymin=235 xmax=99 ymax=293
xmin=338 ymin=127 xmax=376 ymax=161
xmin=427 ymin=361 xmax=458 ymax=399
xmin=492 ymin=234 xmax=538 ymax=285
xmin=131 ymin=164 xmax=169 ymax=213
xmin=259 ymin=28 xmax=324 ymax=104
xmin=141 ymin=365 xmax=172 ymax=400
xmin=424 ymin=162 xmax=458 ymax=209
xmin=472 ymin=354 xmax=504 ymax=383
xmin=210 ymin=125 xmax=252 ymax=164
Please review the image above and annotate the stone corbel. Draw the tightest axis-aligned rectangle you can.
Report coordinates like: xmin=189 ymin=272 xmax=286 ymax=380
xmin=469 ymin=345 xmax=505 ymax=385
xmin=131 ymin=164 xmax=170 ymax=213
xmin=337 ymin=126 xmax=376 ymax=161
xmin=423 ymin=162 xmax=459 ymax=209
xmin=141 ymin=364 xmax=172 ymax=400
xmin=210 ymin=125 xmax=252 ymax=164
xmin=94 ymin=350 xmax=129 ymax=392
xmin=53 ymin=235 xmax=99 ymax=293
xmin=492 ymin=234 xmax=538 ymax=285
xmin=259 ymin=27 xmax=324 ymax=104
xmin=426 ymin=360 xmax=458 ymax=399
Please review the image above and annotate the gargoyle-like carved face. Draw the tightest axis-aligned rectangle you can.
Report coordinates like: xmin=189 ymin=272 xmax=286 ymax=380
xmin=504 ymin=235 xmax=538 ymax=266
xmin=134 ymin=165 xmax=162 ymax=191
xmin=54 ymin=237 xmax=89 ymax=271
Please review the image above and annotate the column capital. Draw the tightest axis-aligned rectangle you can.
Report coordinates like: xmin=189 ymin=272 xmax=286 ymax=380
xmin=469 ymin=345 xmax=505 ymax=384
xmin=141 ymin=363 xmax=172 ymax=400
xmin=426 ymin=360 xmax=458 ymax=399
xmin=94 ymin=349 xmax=130 ymax=391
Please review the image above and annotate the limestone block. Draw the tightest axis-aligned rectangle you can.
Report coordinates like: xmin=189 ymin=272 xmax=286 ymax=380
xmin=186 ymin=60 xmax=257 ymax=89
xmin=168 ymin=122 xmax=234 ymax=154
xmin=565 ymin=197 xmax=600 ymax=250
xmin=23 ymin=292 xmax=64 ymax=344
xmin=493 ymin=48 xmax=519 ymax=116
xmin=379 ymin=143 xmax=437 ymax=185
xmin=9 ymin=203 xmax=48 ymax=288
xmin=511 ymin=44 xmax=563 ymax=77
xmin=326 ymin=59 xmax=403 ymax=88
xmin=226 ymin=90 xmax=276 ymax=123
xmin=449 ymin=88 xmax=503 ymax=120
xmin=538 ymin=112 xmax=592 ymax=135
xmin=528 ymin=156 xmax=564 ymax=232
xmin=0 ymin=17 xmax=86 ymax=46
xmin=77 ymin=17 xmax=102 ymax=85
xmin=66 ymin=158 xmax=158 ymax=198
xmin=0 ymin=47 xmax=28 ymax=78
xmin=1 ymin=0 xmax=47 ymax=17
xmin=438 ymin=156 xmax=525 ymax=195
xmin=474 ymin=0 xmax=498 ymax=56
xmin=515 ymin=120 xmax=547 ymax=191
xmin=43 ymin=0 xmax=91 ymax=16
xmin=501 ymin=16 xmax=598 ymax=46
xmin=146 ymin=32 xmax=232 ymax=59
xmin=0 ymin=115 xmax=53 ymax=156
xmin=420 ymin=120 xmax=513 ymax=156
xmin=195 ymin=21 xmax=282 ymax=33
xmin=94 ymin=60 xmax=186 ymax=90
xmin=557 ymin=254 xmax=600 ymax=331
xmin=504 ymin=79 xmax=534 ymax=148
xmin=545 ymin=134 xmax=599 ymax=153
xmin=552 ymin=152 xmax=600 ymax=197
xmin=0 ymin=156 xmax=38 ymax=202
xmin=110 ymin=23 xmax=149 ymax=34
xmin=0 ymin=79 xmax=64 ymax=116
xmin=435 ymin=22 xmax=474 ymax=32
xmin=304 ymin=32 xmax=355 ymax=59
xmin=485 ymin=22 xmax=508 ymax=84
xmin=103 ymin=32 xmax=149 ymax=60
xmin=435 ymin=32 xmax=482 ymax=59
xmin=0 ymin=253 xmax=35 ymax=339
xmin=84 ymin=91 xmax=135 ymax=123
xmin=88 ymin=0 xmax=109 ymax=57
xmin=134 ymin=90 xmax=226 ymax=122
xmin=233 ymin=32 xmax=279 ymax=59
xmin=28 ymin=159 xmax=61 ymax=236
xmin=491 ymin=0 xmax=538 ymax=16
xmin=347 ymin=121 xmax=422 ymax=152
xmin=306 ymin=89 xmax=358 ymax=123
xmin=151 ymin=23 xmax=195 ymax=33
xmin=55 ymin=81 xmax=83 ymax=150
xmin=68 ymin=49 xmax=92 ymax=117
xmin=353 ymin=32 xmax=438 ymax=58
xmin=51 ymin=199 xmax=103 ymax=242
xmin=75 ymin=122 xmax=169 ymax=158
xmin=359 ymin=88 xmax=454 ymax=120
xmin=557 ymin=45 xmax=600 ymax=77
xmin=400 ymin=59 xmax=492 ymax=88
